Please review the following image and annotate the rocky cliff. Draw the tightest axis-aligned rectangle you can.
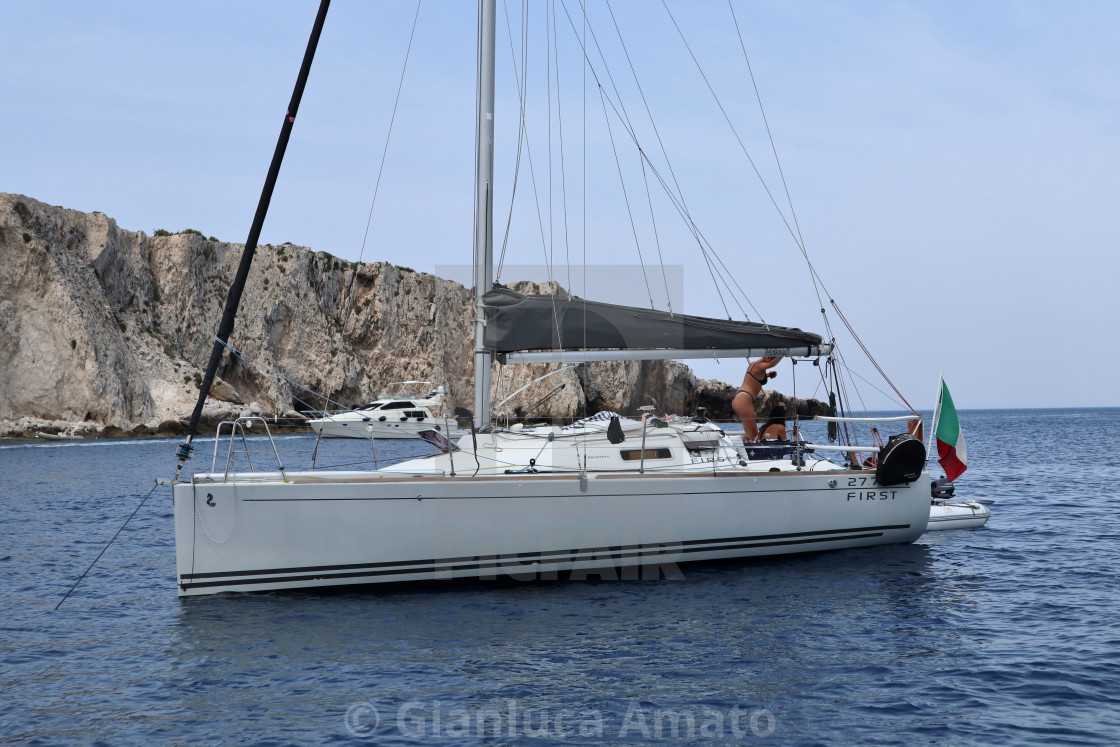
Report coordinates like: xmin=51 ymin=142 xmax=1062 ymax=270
xmin=0 ymin=193 xmax=827 ymax=437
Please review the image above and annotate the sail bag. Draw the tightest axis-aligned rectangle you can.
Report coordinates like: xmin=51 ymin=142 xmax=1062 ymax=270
xmin=481 ymin=287 xmax=823 ymax=354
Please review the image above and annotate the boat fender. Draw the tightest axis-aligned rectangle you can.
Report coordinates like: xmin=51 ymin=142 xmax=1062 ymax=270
xmin=828 ymin=393 xmax=837 ymax=442
xmin=607 ymin=416 xmax=625 ymax=444
xmin=875 ymin=433 xmax=926 ymax=486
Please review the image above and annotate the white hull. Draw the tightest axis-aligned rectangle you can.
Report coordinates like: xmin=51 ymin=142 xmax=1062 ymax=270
xmin=306 ymin=418 xmax=442 ymax=440
xmin=169 ymin=2 xmax=940 ymax=600
xmin=926 ymin=500 xmax=991 ymax=530
xmin=36 ymin=432 xmax=82 ymax=440
xmin=173 ymin=467 xmax=931 ymax=596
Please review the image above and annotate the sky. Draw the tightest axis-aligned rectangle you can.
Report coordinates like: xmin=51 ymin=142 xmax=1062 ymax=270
xmin=2 ymin=1 xmax=1118 ymax=410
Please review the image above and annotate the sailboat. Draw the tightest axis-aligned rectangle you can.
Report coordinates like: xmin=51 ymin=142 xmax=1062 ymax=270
xmin=169 ymin=0 xmax=932 ymax=596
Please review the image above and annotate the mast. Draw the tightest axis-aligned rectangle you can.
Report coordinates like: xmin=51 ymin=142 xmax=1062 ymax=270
xmin=175 ymin=0 xmax=331 ymax=476
xmin=472 ymin=0 xmax=497 ymax=429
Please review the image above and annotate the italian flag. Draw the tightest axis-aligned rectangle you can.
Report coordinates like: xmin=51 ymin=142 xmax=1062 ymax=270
xmin=935 ymin=379 xmax=967 ymax=481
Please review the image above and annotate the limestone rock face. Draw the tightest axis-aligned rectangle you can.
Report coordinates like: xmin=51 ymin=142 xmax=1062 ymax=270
xmin=0 ymin=198 xmax=154 ymax=427
xmin=0 ymin=193 xmax=825 ymax=435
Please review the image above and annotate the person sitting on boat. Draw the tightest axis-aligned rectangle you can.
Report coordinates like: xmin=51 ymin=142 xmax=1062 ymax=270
xmin=757 ymin=404 xmax=788 ymax=442
xmin=731 ymin=356 xmax=782 ymax=442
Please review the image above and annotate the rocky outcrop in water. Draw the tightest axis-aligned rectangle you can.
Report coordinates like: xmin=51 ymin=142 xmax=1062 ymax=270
xmin=0 ymin=193 xmax=825 ymax=437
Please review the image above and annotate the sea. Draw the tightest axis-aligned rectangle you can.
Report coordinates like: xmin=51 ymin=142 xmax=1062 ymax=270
xmin=2 ymin=408 xmax=1119 ymax=745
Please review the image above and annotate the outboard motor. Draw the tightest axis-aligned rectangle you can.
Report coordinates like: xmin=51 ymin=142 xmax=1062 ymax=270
xmin=931 ymin=476 xmax=956 ymax=500
xmin=875 ymin=433 xmax=926 ymax=486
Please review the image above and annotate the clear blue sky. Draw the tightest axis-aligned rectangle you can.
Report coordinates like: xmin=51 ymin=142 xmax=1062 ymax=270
xmin=3 ymin=1 xmax=1118 ymax=410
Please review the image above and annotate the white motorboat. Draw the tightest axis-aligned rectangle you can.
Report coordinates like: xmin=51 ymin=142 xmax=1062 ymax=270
xmin=305 ymin=382 xmax=447 ymax=440
xmin=927 ymin=500 xmax=991 ymax=530
xmin=169 ymin=1 xmax=935 ymax=596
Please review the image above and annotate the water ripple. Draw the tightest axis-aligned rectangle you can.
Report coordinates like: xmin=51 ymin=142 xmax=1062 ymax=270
xmin=2 ymin=411 xmax=1120 ymax=743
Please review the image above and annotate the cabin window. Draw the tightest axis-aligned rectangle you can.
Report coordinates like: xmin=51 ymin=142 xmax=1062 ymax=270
xmin=620 ymin=448 xmax=672 ymax=461
xmin=380 ymin=401 xmax=416 ymax=410
xmin=405 ymin=411 xmax=426 ymax=418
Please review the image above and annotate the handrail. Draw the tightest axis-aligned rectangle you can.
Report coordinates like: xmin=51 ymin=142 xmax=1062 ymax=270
xmin=210 ymin=417 xmax=286 ymax=482
xmin=814 ymin=415 xmax=921 ymax=423
xmin=799 ymin=443 xmax=883 ymax=453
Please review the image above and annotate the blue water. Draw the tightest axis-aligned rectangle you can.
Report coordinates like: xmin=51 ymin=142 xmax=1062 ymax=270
xmin=2 ymin=409 xmax=1119 ymax=744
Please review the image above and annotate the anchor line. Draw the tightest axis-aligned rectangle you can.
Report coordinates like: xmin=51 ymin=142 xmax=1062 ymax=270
xmin=55 ymin=480 xmax=161 ymax=610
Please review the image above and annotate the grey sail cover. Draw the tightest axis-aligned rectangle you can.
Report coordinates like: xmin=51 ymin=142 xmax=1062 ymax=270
xmin=482 ymin=287 xmax=823 ymax=354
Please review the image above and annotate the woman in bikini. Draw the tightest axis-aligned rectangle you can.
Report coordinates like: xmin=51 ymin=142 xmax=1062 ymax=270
xmin=757 ymin=404 xmax=788 ymax=441
xmin=731 ymin=356 xmax=782 ymax=442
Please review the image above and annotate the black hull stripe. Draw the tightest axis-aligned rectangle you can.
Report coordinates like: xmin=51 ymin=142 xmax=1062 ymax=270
xmin=179 ymin=526 xmax=910 ymax=590
xmin=180 ymin=524 xmax=911 ymax=581
xmin=244 ymin=484 xmax=867 ymax=502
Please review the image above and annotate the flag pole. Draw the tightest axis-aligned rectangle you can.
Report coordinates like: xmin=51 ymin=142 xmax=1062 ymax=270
xmin=927 ymin=371 xmax=943 ymax=468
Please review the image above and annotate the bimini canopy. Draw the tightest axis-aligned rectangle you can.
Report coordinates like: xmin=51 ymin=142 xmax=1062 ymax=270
xmin=482 ymin=287 xmax=828 ymax=363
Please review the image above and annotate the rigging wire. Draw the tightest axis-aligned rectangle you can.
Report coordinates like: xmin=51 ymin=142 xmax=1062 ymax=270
xmin=545 ymin=0 xmax=555 ymax=279
xmin=830 ymin=299 xmax=917 ymax=413
xmin=495 ymin=0 xmax=530 ymax=282
xmin=214 ymin=338 xmax=465 ymax=460
xmin=725 ymin=0 xmax=842 ymax=352
xmin=597 ymin=85 xmax=656 ymax=309
xmin=499 ymin=3 xmax=908 ymax=421
xmin=499 ymin=0 xmax=558 ymax=288
xmin=56 ymin=481 xmax=161 ymax=610
xmin=638 ymin=156 xmax=673 ymax=315
xmin=580 ymin=0 xmax=706 ymax=311
xmin=499 ymin=0 xmax=567 ymax=354
xmin=559 ymin=0 xmax=745 ymax=319
xmin=342 ymin=0 xmax=423 ymax=326
xmin=550 ymin=0 xmax=574 ymax=294
xmin=624 ymin=153 xmax=751 ymax=319
xmin=213 ymin=338 xmax=358 ymax=418
xmin=722 ymin=0 xmax=912 ymax=415
xmin=581 ymin=1 xmax=588 ymax=391
xmin=836 ymin=354 xmax=907 ymax=411
xmin=660 ymin=0 xmax=804 ymax=258
xmin=727 ymin=0 xmax=807 ymax=253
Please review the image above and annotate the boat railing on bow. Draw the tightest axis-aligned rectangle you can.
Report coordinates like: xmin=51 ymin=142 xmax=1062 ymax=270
xmin=211 ymin=417 xmax=286 ymax=482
